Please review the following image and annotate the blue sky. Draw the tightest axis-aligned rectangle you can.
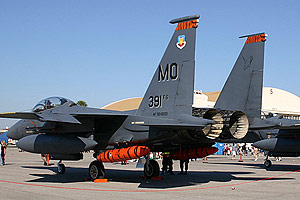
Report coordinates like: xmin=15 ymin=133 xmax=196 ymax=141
xmin=0 ymin=1 xmax=300 ymax=128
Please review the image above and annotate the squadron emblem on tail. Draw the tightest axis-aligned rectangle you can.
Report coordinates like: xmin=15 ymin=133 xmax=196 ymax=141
xmin=176 ymin=35 xmax=186 ymax=49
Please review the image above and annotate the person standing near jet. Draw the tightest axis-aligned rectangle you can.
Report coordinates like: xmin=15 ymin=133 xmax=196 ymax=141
xmin=178 ymin=159 xmax=189 ymax=175
xmin=0 ymin=141 xmax=2 ymax=165
xmin=161 ymin=152 xmax=174 ymax=175
xmin=161 ymin=153 xmax=168 ymax=174
xmin=1 ymin=141 xmax=6 ymax=165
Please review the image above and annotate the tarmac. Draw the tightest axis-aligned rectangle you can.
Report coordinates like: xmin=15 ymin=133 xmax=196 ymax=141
xmin=0 ymin=146 xmax=300 ymax=200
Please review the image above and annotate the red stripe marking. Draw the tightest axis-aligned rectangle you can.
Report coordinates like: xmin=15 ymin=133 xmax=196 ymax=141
xmin=29 ymin=120 xmax=37 ymax=127
xmin=0 ymin=169 xmax=299 ymax=193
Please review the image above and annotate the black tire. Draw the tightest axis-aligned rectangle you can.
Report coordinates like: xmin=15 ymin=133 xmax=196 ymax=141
xmin=57 ymin=163 xmax=66 ymax=174
xmin=264 ymin=159 xmax=272 ymax=168
xmin=144 ymin=159 xmax=160 ymax=178
xmin=89 ymin=160 xmax=105 ymax=180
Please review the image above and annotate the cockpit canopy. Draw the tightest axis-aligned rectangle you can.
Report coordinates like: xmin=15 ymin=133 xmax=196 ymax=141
xmin=32 ymin=97 xmax=73 ymax=112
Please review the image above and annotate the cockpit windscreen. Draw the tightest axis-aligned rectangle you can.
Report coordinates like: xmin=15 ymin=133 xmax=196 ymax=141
xmin=32 ymin=97 xmax=72 ymax=112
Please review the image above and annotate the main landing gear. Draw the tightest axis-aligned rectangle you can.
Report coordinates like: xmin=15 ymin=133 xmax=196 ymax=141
xmin=89 ymin=160 xmax=105 ymax=180
xmin=144 ymin=157 xmax=160 ymax=178
xmin=88 ymin=158 xmax=160 ymax=180
xmin=57 ymin=160 xmax=66 ymax=174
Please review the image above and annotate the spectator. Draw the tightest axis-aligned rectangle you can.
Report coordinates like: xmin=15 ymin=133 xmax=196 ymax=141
xmin=254 ymin=147 xmax=259 ymax=161
xmin=161 ymin=153 xmax=174 ymax=175
xmin=231 ymin=144 xmax=236 ymax=160
xmin=1 ymin=141 xmax=6 ymax=165
xmin=178 ymin=159 xmax=189 ymax=175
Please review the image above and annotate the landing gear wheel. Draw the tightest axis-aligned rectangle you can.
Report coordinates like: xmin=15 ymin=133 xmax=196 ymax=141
xmin=144 ymin=159 xmax=160 ymax=178
xmin=57 ymin=163 xmax=66 ymax=174
xmin=89 ymin=160 xmax=105 ymax=180
xmin=264 ymin=159 xmax=272 ymax=168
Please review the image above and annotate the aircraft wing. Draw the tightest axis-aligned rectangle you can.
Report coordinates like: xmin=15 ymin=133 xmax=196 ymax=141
xmin=131 ymin=117 xmax=214 ymax=129
xmin=0 ymin=112 xmax=39 ymax=120
xmin=250 ymin=116 xmax=300 ymax=130
xmin=133 ymin=122 xmax=209 ymax=129
xmin=0 ymin=108 xmax=129 ymax=124
xmin=70 ymin=108 xmax=130 ymax=117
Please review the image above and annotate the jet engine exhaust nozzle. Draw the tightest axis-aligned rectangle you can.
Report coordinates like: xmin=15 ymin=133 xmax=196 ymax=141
xmin=202 ymin=109 xmax=224 ymax=139
xmin=229 ymin=111 xmax=249 ymax=139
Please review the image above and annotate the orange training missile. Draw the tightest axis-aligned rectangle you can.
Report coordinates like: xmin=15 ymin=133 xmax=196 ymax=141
xmin=97 ymin=146 xmax=150 ymax=162
xmin=170 ymin=146 xmax=218 ymax=160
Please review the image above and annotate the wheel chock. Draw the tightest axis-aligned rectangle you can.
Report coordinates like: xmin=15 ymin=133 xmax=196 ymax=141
xmin=151 ymin=176 xmax=163 ymax=180
xmin=94 ymin=179 xmax=108 ymax=183
xmin=141 ymin=175 xmax=146 ymax=179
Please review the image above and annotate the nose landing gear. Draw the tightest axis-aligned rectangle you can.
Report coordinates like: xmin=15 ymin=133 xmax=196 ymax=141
xmin=57 ymin=160 xmax=66 ymax=174
xmin=264 ymin=156 xmax=272 ymax=168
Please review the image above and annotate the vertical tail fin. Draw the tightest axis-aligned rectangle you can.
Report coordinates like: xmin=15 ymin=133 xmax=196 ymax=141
xmin=136 ymin=15 xmax=200 ymax=118
xmin=214 ymin=33 xmax=267 ymax=119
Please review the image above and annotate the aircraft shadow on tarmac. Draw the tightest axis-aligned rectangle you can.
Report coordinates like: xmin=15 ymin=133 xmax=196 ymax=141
xmin=207 ymin=161 xmax=300 ymax=172
xmin=21 ymin=165 xmax=295 ymax=189
xmin=22 ymin=166 xmax=89 ymax=184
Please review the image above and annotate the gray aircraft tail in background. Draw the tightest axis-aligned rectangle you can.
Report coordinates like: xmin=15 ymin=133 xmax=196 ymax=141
xmin=193 ymin=34 xmax=267 ymax=140
xmin=213 ymin=33 xmax=296 ymax=130
xmin=212 ymin=33 xmax=300 ymax=168
xmin=215 ymin=33 xmax=266 ymax=120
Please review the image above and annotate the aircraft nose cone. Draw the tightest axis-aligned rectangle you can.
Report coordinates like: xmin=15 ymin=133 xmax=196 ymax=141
xmin=6 ymin=119 xmax=40 ymax=140
xmin=253 ymin=138 xmax=277 ymax=150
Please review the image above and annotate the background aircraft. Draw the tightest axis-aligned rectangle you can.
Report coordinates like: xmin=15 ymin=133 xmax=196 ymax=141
xmin=198 ymin=31 xmax=300 ymax=168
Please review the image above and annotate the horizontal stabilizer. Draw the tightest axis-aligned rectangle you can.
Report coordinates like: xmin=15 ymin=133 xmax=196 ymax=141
xmin=250 ymin=116 xmax=300 ymax=130
xmin=249 ymin=118 xmax=281 ymax=130
xmin=131 ymin=116 xmax=214 ymax=129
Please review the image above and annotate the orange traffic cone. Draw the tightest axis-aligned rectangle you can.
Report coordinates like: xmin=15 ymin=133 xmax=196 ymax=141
xmin=239 ymin=152 xmax=243 ymax=162
xmin=46 ymin=154 xmax=50 ymax=166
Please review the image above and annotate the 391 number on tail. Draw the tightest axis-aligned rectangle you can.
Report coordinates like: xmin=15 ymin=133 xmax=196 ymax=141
xmin=149 ymin=95 xmax=168 ymax=108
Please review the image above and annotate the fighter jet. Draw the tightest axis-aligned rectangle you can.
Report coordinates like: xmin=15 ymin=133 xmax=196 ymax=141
xmin=252 ymin=121 xmax=300 ymax=167
xmin=0 ymin=14 xmax=256 ymax=179
xmin=1 ymin=14 xmax=242 ymax=179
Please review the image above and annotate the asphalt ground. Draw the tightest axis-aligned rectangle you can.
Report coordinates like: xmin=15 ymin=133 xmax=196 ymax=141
xmin=0 ymin=146 xmax=300 ymax=200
